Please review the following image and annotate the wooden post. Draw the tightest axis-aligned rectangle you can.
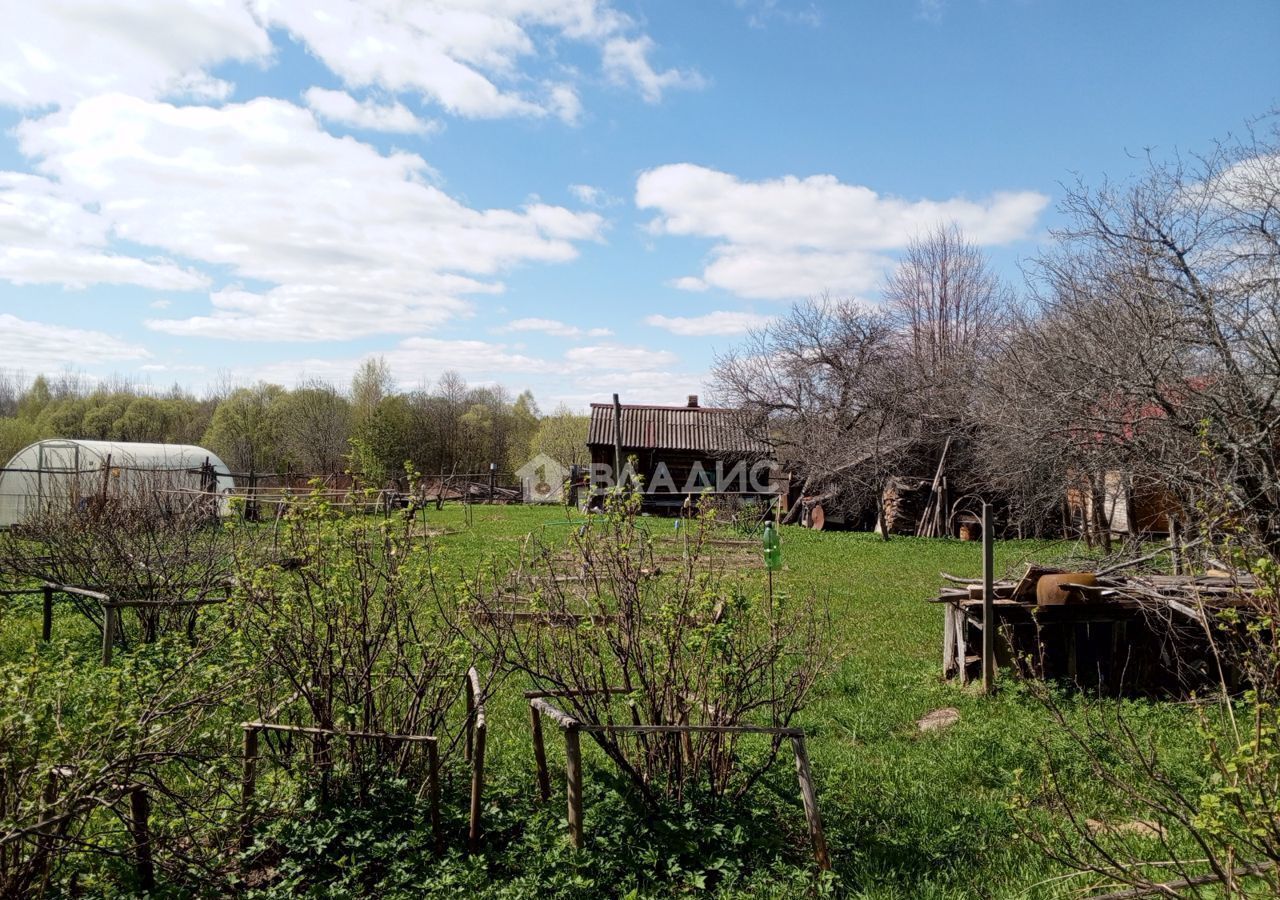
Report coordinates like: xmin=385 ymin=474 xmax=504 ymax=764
xmin=128 ymin=785 xmax=155 ymax=891
xmin=42 ymin=585 xmax=53 ymax=642
xmin=239 ymin=726 xmax=259 ymax=852
xmin=488 ymin=463 xmax=496 ymax=504
xmin=464 ymin=684 xmax=475 ymax=763
xmin=564 ymin=725 xmax=583 ymax=849
xmin=942 ymin=601 xmax=956 ymax=678
xmin=790 ymin=735 xmax=831 ymax=871
xmin=981 ymin=502 xmax=995 ymax=695
xmin=427 ymin=739 xmax=442 ymax=853
xmin=468 ymin=717 xmax=486 ymax=853
xmin=101 ymin=603 xmax=117 ymax=665
xmin=530 ymin=704 xmax=551 ymax=801
xmin=1169 ymin=516 xmax=1183 ymax=576
xmin=612 ymin=393 xmax=624 ymax=489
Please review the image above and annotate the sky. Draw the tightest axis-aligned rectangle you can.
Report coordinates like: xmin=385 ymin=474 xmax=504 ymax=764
xmin=0 ymin=0 xmax=1277 ymax=411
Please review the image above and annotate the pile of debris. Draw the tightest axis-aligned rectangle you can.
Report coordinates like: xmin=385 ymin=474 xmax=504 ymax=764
xmin=933 ymin=563 xmax=1259 ymax=694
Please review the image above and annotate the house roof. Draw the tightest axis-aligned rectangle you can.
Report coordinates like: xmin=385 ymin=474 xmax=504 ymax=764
xmin=587 ymin=403 xmax=770 ymax=455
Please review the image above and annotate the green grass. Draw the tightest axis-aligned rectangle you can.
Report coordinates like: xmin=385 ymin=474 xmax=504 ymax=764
xmin=0 ymin=506 xmax=1205 ymax=898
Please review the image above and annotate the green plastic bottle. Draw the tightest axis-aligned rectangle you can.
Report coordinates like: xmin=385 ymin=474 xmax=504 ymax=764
xmin=762 ymin=521 xmax=781 ymax=571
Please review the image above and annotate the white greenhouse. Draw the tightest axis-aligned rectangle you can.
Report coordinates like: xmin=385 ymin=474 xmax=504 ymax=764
xmin=0 ymin=439 xmax=235 ymax=527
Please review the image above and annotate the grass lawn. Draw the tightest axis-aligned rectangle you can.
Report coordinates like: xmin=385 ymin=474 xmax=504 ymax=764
xmin=0 ymin=504 xmax=1204 ymax=898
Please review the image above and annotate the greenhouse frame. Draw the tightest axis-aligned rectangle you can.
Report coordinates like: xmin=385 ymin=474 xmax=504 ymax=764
xmin=0 ymin=439 xmax=234 ymax=527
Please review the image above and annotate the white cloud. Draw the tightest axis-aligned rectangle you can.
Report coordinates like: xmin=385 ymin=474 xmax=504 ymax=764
xmin=0 ymin=2 xmax=697 ymax=122
xmin=670 ymin=275 xmax=709 ymax=292
xmin=15 ymin=94 xmax=604 ymax=340
xmin=602 ymin=36 xmax=705 ymax=103
xmin=645 ymin=311 xmax=774 ymax=336
xmin=249 ymin=336 xmax=561 ymax=387
xmin=550 ymin=369 xmax=710 ymax=410
xmin=304 ymin=87 xmax=438 ymax=134
xmin=737 ymin=0 xmax=822 ymax=29
xmin=504 ymin=317 xmax=613 ymax=338
xmin=0 ymin=172 xmax=208 ymax=290
xmin=256 ymin=0 xmax=699 ymax=119
xmin=916 ymin=0 xmax=947 ymax=25
xmin=636 ymin=163 xmax=1049 ymax=300
xmin=564 ymin=343 xmax=679 ymax=370
xmin=569 ymin=183 xmax=619 ymax=208
xmin=0 ymin=1 xmax=270 ymax=108
xmin=0 ymin=314 xmax=148 ymax=369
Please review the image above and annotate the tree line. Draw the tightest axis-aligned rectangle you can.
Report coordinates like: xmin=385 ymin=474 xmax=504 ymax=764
xmin=0 ymin=360 xmax=588 ymax=483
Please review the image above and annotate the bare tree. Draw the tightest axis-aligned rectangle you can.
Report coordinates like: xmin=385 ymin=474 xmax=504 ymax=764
xmin=885 ymin=222 xmax=1013 ymax=422
xmin=994 ymin=118 xmax=1280 ymax=896
xmin=713 ymin=295 xmax=902 ymax=524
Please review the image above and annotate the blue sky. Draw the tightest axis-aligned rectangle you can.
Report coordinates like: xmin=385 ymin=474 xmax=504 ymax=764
xmin=1 ymin=0 xmax=1276 ymax=410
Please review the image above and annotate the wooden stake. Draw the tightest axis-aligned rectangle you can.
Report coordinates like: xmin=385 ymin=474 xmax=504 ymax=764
xmin=464 ymin=684 xmax=475 ymax=763
xmin=943 ymin=601 xmax=956 ymax=678
xmin=564 ymin=725 xmax=583 ymax=849
xmin=1169 ymin=515 xmax=1183 ymax=576
xmin=530 ymin=704 xmax=551 ymax=801
xmin=981 ymin=502 xmax=995 ymax=695
xmin=612 ymin=393 xmax=624 ymax=488
xmin=239 ymin=727 xmax=259 ymax=852
xmin=468 ymin=715 xmax=486 ymax=853
xmin=426 ymin=740 xmax=442 ymax=853
xmin=790 ymin=735 xmax=831 ymax=871
xmin=128 ymin=785 xmax=155 ymax=892
xmin=101 ymin=604 xmax=117 ymax=665
xmin=41 ymin=585 xmax=53 ymax=642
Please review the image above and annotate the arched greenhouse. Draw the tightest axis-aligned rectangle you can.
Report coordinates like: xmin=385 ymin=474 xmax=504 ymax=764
xmin=0 ymin=439 xmax=235 ymax=527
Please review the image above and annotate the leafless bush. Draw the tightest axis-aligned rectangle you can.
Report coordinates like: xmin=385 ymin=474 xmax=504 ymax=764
xmin=0 ymin=468 xmax=233 ymax=644
xmin=468 ymin=490 xmax=830 ymax=804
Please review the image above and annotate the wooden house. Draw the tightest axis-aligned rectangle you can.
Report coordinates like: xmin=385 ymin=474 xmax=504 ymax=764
xmin=586 ymin=395 xmax=775 ymax=512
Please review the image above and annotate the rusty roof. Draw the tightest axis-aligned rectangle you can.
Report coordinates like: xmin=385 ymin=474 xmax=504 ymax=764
xmin=587 ymin=403 xmax=770 ymax=455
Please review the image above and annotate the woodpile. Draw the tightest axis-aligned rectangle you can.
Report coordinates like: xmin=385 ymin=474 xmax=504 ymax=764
xmin=880 ymin=476 xmax=931 ymax=535
xmin=934 ymin=563 xmax=1259 ymax=694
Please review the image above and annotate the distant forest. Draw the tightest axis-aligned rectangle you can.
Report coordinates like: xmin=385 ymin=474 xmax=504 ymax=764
xmin=0 ymin=358 xmax=589 ymax=482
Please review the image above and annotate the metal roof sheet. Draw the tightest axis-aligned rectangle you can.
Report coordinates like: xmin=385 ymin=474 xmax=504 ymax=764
xmin=587 ymin=403 xmax=770 ymax=455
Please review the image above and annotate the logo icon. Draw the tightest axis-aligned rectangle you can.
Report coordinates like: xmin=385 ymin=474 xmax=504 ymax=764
xmin=515 ymin=453 xmax=570 ymax=503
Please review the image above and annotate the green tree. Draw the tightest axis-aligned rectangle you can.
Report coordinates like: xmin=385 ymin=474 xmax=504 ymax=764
xmin=526 ymin=405 xmax=589 ymax=468
xmin=202 ymin=383 xmax=284 ymax=473
xmin=270 ymin=382 xmax=352 ymax=473
xmin=113 ymin=397 xmax=170 ymax=443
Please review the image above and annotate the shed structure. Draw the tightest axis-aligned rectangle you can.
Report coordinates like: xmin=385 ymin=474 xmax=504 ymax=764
xmin=586 ymin=395 xmax=774 ymax=511
xmin=0 ymin=439 xmax=234 ymax=527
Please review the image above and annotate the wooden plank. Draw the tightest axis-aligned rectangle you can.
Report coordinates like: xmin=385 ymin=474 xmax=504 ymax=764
xmin=580 ymin=723 xmax=804 ymax=737
xmin=790 ymin=735 xmax=831 ymax=871
xmin=529 ymin=698 xmax=580 ymax=730
xmin=240 ymin=722 xmax=439 ymax=743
